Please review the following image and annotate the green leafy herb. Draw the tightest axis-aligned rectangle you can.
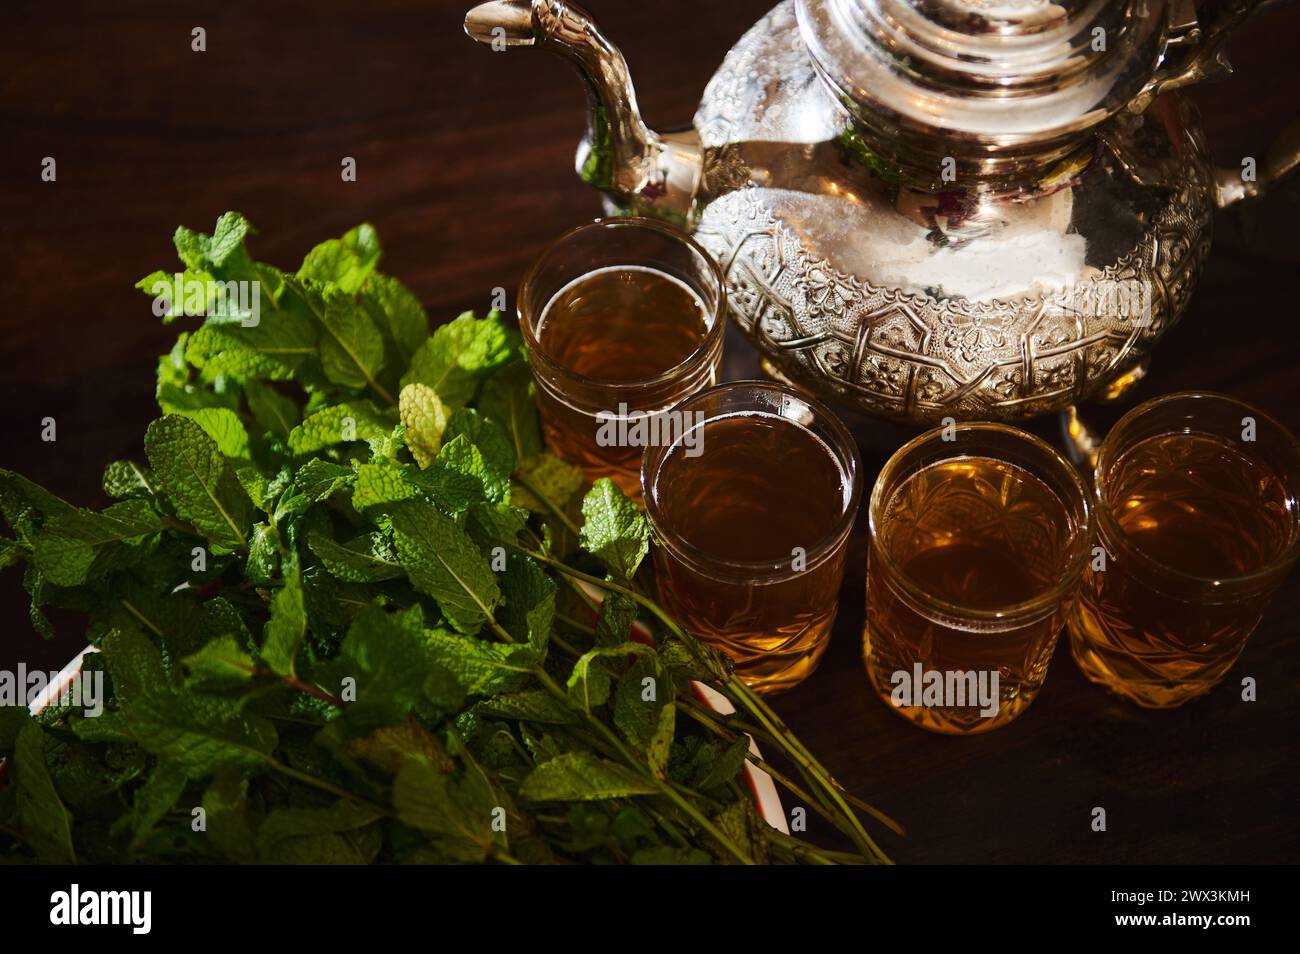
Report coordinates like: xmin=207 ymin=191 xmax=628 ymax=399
xmin=399 ymin=382 xmax=449 ymax=469
xmin=0 ymin=214 xmax=896 ymax=866
xmin=520 ymin=752 xmax=658 ymax=802
xmin=401 ymin=310 xmax=515 ymax=409
xmin=144 ymin=414 xmax=252 ymax=551
xmin=579 ymin=478 xmax=650 ymax=581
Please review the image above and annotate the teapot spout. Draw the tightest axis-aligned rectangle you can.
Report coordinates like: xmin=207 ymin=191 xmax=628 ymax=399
xmin=464 ymin=1 xmax=700 ymax=222
xmin=464 ymin=0 xmax=537 ymax=46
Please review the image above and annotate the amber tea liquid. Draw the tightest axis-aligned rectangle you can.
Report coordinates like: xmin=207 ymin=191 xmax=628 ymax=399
xmin=865 ymin=456 xmax=1078 ymax=733
xmin=1069 ymin=432 xmax=1294 ymax=707
xmin=649 ymin=411 xmax=852 ymax=694
xmin=534 ymin=265 xmax=710 ymax=495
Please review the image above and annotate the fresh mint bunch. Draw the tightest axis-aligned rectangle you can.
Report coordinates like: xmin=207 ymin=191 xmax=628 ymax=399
xmin=0 ymin=213 xmax=896 ymax=864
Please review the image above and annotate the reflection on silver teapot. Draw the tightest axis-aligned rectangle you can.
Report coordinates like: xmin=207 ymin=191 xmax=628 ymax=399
xmin=465 ymin=0 xmax=1297 ymax=431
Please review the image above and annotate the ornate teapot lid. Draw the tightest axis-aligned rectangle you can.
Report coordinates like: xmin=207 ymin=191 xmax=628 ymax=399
xmin=797 ymin=0 xmax=1172 ymax=167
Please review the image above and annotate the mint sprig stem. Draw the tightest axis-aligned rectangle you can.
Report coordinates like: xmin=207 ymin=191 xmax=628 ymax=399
xmin=515 ymin=534 xmax=896 ymax=862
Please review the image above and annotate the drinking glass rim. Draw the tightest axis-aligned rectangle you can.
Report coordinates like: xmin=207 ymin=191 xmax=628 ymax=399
xmin=867 ymin=421 xmax=1093 ymax=624
xmin=517 ymin=216 xmax=728 ymax=393
xmin=642 ymin=380 xmax=864 ymax=580
xmin=1094 ymin=390 xmax=1300 ymax=589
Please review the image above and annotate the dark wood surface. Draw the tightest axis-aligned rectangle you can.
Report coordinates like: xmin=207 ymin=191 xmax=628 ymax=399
xmin=1 ymin=0 xmax=1297 ymax=863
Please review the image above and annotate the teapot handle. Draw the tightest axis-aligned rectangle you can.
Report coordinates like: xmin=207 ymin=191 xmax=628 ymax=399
xmin=1213 ymin=117 xmax=1300 ymax=208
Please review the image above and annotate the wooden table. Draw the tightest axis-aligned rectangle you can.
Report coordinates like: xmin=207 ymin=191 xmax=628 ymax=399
xmin=1 ymin=0 xmax=1296 ymax=862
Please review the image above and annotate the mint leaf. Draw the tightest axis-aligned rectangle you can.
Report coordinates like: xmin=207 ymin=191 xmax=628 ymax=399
xmin=519 ymin=752 xmax=657 ymax=802
xmin=245 ymin=522 xmax=281 ymax=585
xmin=139 ymin=268 xmax=213 ymax=323
xmin=145 ymin=414 xmax=252 ymax=551
xmin=184 ymin=305 xmax=317 ymax=382
xmin=0 ymin=705 xmax=30 ymax=752
xmin=201 ymin=772 xmax=256 ymax=863
xmin=183 ymin=634 xmax=255 ymax=691
xmin=423 ymin=629 xmax=535 ymax=696
xmin=596 ymin=592 xmax=637 ymax=646
xmin=0 ymin=468 xmax=78 ymax=537
xmin=388 ymin=500 xmax=502 ymax=635
xmin=409 ymin=435 xmax=495 ymax=512
xmin=13 ymin=722 xmax=76 ymax=863
xmin=498 ymin=553 xmax=555 ymax=652
xmin=351 ymin=459 xmax=420 ymax=512
xmin=262 ymin=560 xmax=306 ymax=676
xmin=298 ymin=279 xmax=388 ymax=395
xmin=232 ymin=462 xmax=271 ymax=512
xmin=360 ymin=273 xmax=428 ymax=363
xmin=154 ymin=334 xmax=242 ymax=415
xmin=308 ymin=530 xmax=404 ymax=582
xmin=256 ymin=800 xmax=384 ymax=864
xmin=393 ymin=755 xmax=494 ymax=862
xmin=333 ymin=718 xmax=453 ymax=777
xmin=647 ymin=702 xmax=677 ymax=781
xmin=108 ymin=584 xmax=206 ymax=678
xmin=399 ymin=382 xmax=449 ymax=469
xmin=298 ymin=223 xmax=381 ymax=294
xmin=100 ymin=623 xmax=172 ymax=702
xmin=567 ymin=645 xmax=651 ymax=713
xmin=446 ymin=407 xmax=516 ymax=490
xmin=102 ymin=460 xmax=155 ymax=500
xmin=126 ymin=763 xmax=188 ymax=853
xmin=684 ymin=735 xmax=750 ymax=792
xmin=177 ymin=407 xmax=250 ymax=459
xmin=467 ymin=502 xmax=530 ymax=549
xmin=287 ymin=401 xmax=393 ymax=455
xmin=566 ymin=650 xmax=615 ymax=712
xmin=478 ymin=360 xmax=542 ymax=459
xmin=119 ymin=691 xmax=278 ymax=779
xmin=205 ymin=212 xmax=254 ymax=266
xmin=407 ymin=458 xmax=483 ymax=515
xmin=478 ymin=689 xmax=576 ymax=725
xmin=614 ymin=656 xmax=675 ymax=778
xmin=442 ymin=433 xmax=508 ymax=504
xmin=31 ymin=499 xmax=163 ymax=586
xmin=277 ymin=498 xmax=318 ymax=553
xmin=656 ymin=635 xmax=721 ymax=685
xmin=199 ymin=597 xmax=253 ymax=645
xmin=294 ymin=459 xmax=354 ymax=501
xmin=328 ymin=605 xmax=438 ymax=730
xmin=403 ymin=311 xmax=516 ymax=409
xmin=514 ymin=452 xmax=583 ymax=514
xmin=173 ymin=212 xmax=258 ymax=278
xmin=301 ymin=565 xmax=360 ymax=633
xmin=366 ymin=423 xmax=406 ymax=461
xmin=579 ymin=479 xmax=650 ymax=581
xmin=244 ymin=380 xmax=301 ymax=437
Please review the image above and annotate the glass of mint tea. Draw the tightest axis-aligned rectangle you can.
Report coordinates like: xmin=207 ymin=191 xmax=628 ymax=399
xmin=641 ymin=381 xmax=862 ymax=694
xmin=518 ymin=218 xmax=726 ymax=501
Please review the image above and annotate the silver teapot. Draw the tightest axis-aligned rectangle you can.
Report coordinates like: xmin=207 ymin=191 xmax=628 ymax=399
xmin=465 ymin=0 xmax=1297 ymax=432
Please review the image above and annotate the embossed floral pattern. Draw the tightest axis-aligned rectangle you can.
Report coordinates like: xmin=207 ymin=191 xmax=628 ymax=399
xmin=941 ymin=311 xmax=1007 ymax=363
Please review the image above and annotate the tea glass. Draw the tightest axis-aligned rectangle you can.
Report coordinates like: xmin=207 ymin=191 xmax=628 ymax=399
xmin=1068 ymin=392 xmax=1300 ymax=707
xmin=863 ymin=423 xmax=1092 ymax=733
xmin=517 ymin=217 xmax=726 ymax=500
xmin=642 ymin=382 xmax=862 ymax=694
